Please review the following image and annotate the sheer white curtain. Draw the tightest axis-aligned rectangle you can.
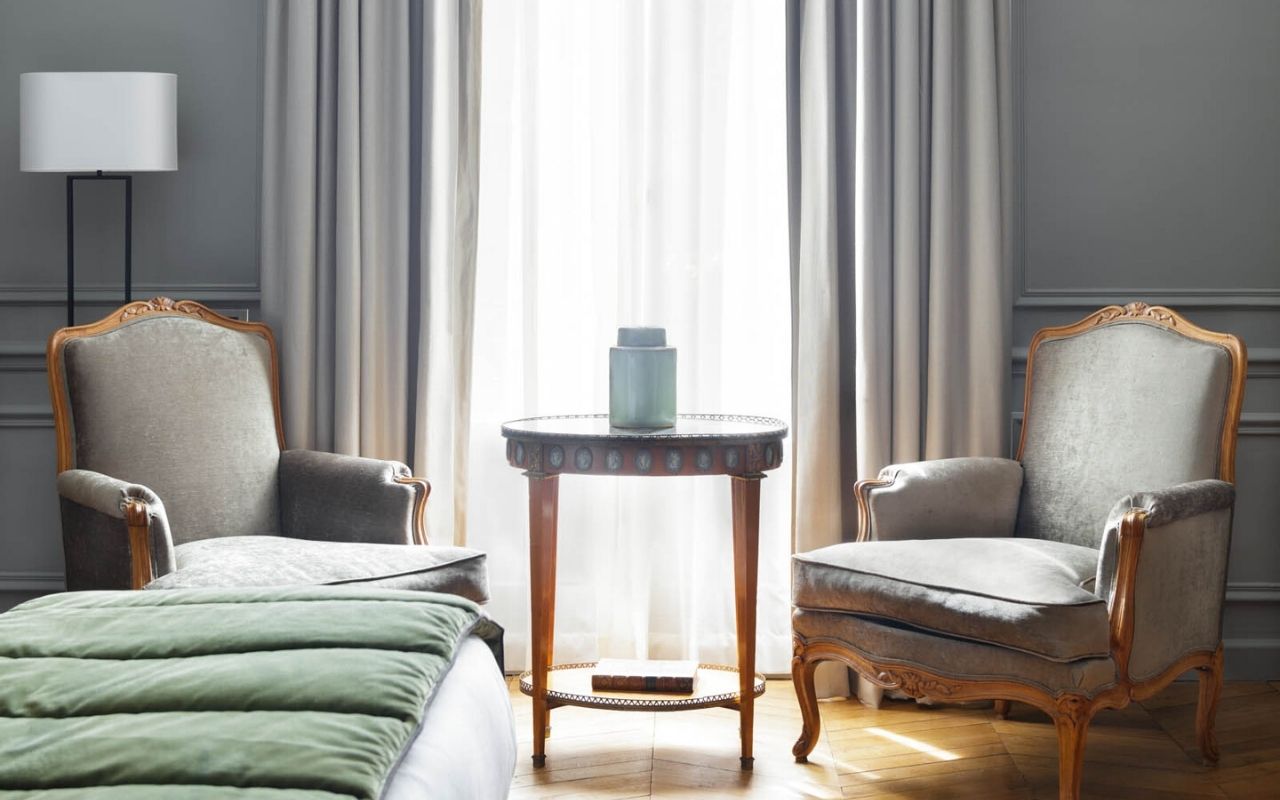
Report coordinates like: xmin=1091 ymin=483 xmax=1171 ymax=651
xmin=468 ymin=0 xmax=792 ymax=673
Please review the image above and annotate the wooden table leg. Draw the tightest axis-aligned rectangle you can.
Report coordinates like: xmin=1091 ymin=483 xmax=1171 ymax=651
xmin=528 ymin=473 xmax=560 ymax=767
xmin=731 ymin=474 xmax=763 ymax=770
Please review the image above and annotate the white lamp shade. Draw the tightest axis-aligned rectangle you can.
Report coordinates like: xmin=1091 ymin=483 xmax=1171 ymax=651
xmin=20 ymin=72 xmax=177 ymax=172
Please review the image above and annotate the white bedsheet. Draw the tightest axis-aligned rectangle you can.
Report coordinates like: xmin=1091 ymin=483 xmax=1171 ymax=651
xmin=384 ymin=636 xmax=517 ymax=800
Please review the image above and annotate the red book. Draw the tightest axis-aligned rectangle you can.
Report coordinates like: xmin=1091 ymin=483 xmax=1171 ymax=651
xmin=591 ymin=659 xmax=698 ymax=693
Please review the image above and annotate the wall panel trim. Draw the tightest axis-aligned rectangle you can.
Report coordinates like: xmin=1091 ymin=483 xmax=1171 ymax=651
xmin=0 ymin=571 xmax=64 ymax=592
xmin=0 ymin=404 xmax=53 ymax=428
xmin=0 ymin=283 xmax=260 ymax=305
xmin=1226 ymin=583 xmax=1280 ymax=603
xmin=1015 ymin=290 xmax=1280 ymax=309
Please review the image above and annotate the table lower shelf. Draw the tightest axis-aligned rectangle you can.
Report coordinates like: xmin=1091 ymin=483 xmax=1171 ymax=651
xmin=519 ymin=661 xmax=766 ymax=712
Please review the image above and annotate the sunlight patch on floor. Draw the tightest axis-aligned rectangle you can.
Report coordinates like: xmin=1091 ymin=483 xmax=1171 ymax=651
xmin=864 ymin=726 xmax=960 ymax=761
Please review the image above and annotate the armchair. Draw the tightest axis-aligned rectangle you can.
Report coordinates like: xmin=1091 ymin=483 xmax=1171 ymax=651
xmin=46 ymin=297 xmax=486 ymax=603
xmin=790 ymin=303 xmax=1246 ymax=800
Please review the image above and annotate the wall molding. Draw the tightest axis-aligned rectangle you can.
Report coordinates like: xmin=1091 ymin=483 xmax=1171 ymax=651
xmin=1015 ymin=289 xmax=1280 ymax=309
xmin=1009 ymin=6 xmax=1280 ymax=311
xmin=0 ymin=341 xmax=46 ymax=373
xmin=0 ymin=571 xmax=64 ymax=593
xmin=1221 ymin=638 xmax=1280 ymax=680
xmin=1240 ymin=413 xmax=1280 ymax=436
xmin=0 ymin=282 xmax=260 ymax=305
xmin=0 ymin=404 xmax=53 ymax=428
xmin=1226 ymin=582 xmax=1280 ymax=604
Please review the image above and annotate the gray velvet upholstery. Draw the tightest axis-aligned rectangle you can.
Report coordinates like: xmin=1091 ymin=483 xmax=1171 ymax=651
xmin=61 ymin=316 xmax=281 ymax=544
xmin=866 ymin=457 xmax=1023 ymax=541
xmin=1095 ymin=480 xmax=1235 ymax=603
xmin=793 ymin=315 xmax=1239 ymax=708
xmin=145 ymin=536 xmax=489 ymax=603
xmin=1094 ymin=480 xmax=1235 ymax=682
xmin=793 ymin=609 xmax=1118 ymax=697
xmin=56 ymin=469 xmax=176 ymax=588
xmin=1016 ymin=322 xmax=1231 ymax=548
xmin=794 ymin=538 xmax=1108 ymax=660
xmin=54 ymin=310 xmax=486 ymax=605
xmin=279 ymin=450 xmax=417 ymax=544
xmin=57 ymin=498 xmax=133 ymax=591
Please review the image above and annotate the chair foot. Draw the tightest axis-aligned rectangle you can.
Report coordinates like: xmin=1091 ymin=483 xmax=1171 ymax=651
xmin=1052 ymin=695 xmax=1094 ymax=800
xmin=791 ymin=639 xmax=822 ymax=761
xmin=994 ymin=699 xmax=1011 ymax=720
xmin=1197 ymin=645 xmax=1224 ymax=766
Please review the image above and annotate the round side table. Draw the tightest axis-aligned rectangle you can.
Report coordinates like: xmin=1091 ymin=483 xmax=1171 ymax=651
xmin=501 ymin=413 xmax=788 ymax=769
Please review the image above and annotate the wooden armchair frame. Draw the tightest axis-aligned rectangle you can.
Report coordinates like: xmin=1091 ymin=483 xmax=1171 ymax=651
xmin=47 ymin=297 xmax=432 ymax=590
xmin=792 ymin=302 xmax=1247 ymax=800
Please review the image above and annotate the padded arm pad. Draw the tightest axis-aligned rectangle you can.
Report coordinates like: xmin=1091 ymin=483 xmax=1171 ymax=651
xmin=860 ymin=457 xmax=1024 ymax=541
xmin=1096 ymin=479 xmax=1235 ymax=682
xmin=279 ymin=450 xmax=423 ymax=545
xmin=1108 ymin=479 xmax=1235 ymax=529
xmin=56 ymin=469 xmax=176 ymax=587
xmin=1096 ymin=479 xmax=1235 ymax=603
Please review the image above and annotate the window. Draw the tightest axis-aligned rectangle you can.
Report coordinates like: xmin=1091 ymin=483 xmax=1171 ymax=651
xmin=467 ymin=0 xmax=792 ymax=672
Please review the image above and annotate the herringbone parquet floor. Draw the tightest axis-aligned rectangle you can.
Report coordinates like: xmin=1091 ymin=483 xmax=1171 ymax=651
xmin=507 ymin=678 xmax=1280 ymax=798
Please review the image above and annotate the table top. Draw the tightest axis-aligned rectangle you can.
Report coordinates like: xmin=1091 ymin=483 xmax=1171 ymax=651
xmin=501 ymin=413 xmax=788 ymax=444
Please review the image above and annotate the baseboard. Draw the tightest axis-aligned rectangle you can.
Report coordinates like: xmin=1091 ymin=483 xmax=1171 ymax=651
xmin=1224 ymin=638 xmax=1280 ymax=680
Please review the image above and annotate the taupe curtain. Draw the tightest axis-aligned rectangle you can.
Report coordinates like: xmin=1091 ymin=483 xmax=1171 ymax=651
xmin=261 ymin=0 xmax=481 ymax=545
xmin=788 ymin=0 xmax=1013 ymax=695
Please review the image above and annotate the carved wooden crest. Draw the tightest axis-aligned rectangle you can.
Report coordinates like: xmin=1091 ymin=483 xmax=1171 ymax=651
xmin=1093 ymin=301 xmax=1177 ymax=326
xmin=117 ymin=296 xmax=210 ymax=321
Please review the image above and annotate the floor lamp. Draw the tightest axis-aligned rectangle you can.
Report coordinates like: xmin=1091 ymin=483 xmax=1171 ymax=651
xmin=19 ymin=72 xmax=177 ymax=326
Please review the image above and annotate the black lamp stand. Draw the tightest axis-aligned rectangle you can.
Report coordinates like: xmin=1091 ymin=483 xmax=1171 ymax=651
xmin=66 ymin=170 xmax=133 ymax=327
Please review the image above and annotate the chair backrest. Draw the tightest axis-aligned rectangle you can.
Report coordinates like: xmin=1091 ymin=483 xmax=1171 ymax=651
xmin=48 ymin=298 xmax=285 ymax=544
xmin=1015 ymin=303 xmax=1245 ymax=548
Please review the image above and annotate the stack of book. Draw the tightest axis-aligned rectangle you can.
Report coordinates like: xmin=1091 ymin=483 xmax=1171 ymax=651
xmin=591 ymin=659 xmax=698 ymax=693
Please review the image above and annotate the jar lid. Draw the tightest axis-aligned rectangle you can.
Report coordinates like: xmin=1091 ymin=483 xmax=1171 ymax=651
xmin=617 ymin=326 xmax=667 ymax=347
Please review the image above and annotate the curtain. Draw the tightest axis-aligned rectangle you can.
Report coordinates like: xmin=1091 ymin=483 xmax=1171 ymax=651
xmin=469 ymin=0 xmax=793 ymax=673
xmin=260 ymin=0 xmax=482 ymax=546
xmin=788 ymin=0 xmax=1013 ymax=698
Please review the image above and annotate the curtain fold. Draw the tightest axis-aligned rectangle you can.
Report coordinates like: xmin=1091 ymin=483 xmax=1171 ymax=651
xmin=788 ymin=0 xmax=1013 ymax=697
xmin=261 ymin=0 xmax=482 ymax=546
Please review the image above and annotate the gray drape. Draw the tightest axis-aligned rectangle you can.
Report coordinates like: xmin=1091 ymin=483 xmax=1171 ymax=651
xmin=261 ymin=0 xmax=481 ymax=545
xmin=788 ymin=0 xmax=1012 ymax=695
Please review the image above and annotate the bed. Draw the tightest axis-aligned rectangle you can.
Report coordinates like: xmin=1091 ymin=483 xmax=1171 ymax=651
xmin=0 ymin=586 xmax=516 ymax=799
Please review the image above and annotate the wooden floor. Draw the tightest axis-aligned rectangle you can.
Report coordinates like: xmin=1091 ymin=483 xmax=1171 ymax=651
xmin=508 ymin=678 xmax=1280 ymax=799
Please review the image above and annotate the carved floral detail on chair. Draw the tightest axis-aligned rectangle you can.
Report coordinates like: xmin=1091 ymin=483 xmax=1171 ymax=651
xmin=1094 ymin=301 xmax=1177 ymax=327
xmin=876 ymin=669 xmax=957 ymax=699
xmin=118 ymin=296 xmax=209 ymax=321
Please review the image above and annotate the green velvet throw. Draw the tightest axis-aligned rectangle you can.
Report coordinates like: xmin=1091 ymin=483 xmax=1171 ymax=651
xmin=0 ymin=586 xmax=493 ymax=800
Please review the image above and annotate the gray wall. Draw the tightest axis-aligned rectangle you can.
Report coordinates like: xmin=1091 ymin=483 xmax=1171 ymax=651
xmin=0 ymin=0 xmax=264 ymax=608
xmin=1015 ymin=0 xmax=1280 ymax=678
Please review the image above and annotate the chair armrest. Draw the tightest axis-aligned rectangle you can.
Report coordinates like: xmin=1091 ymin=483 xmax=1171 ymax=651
xmin=855 ymin=457 xmax=1023 ymax=541
xmin=1097 ymin=479 xmax=1235 ymax=683
xmin=56 ymin=469 xmax=175 ymax=589
xmin=279 ymin=450 xmax=431 ymax=545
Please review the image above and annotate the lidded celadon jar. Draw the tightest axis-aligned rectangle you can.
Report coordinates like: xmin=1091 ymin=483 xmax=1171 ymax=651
xmin=609 ymin=326 xmax=676 ymax=429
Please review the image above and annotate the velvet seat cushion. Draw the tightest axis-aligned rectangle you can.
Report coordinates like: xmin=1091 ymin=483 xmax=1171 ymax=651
xmin=792 ymin=538 xmax=1108 ymax=661
xmin=146 ymin=536 xmax=489 ymax=604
